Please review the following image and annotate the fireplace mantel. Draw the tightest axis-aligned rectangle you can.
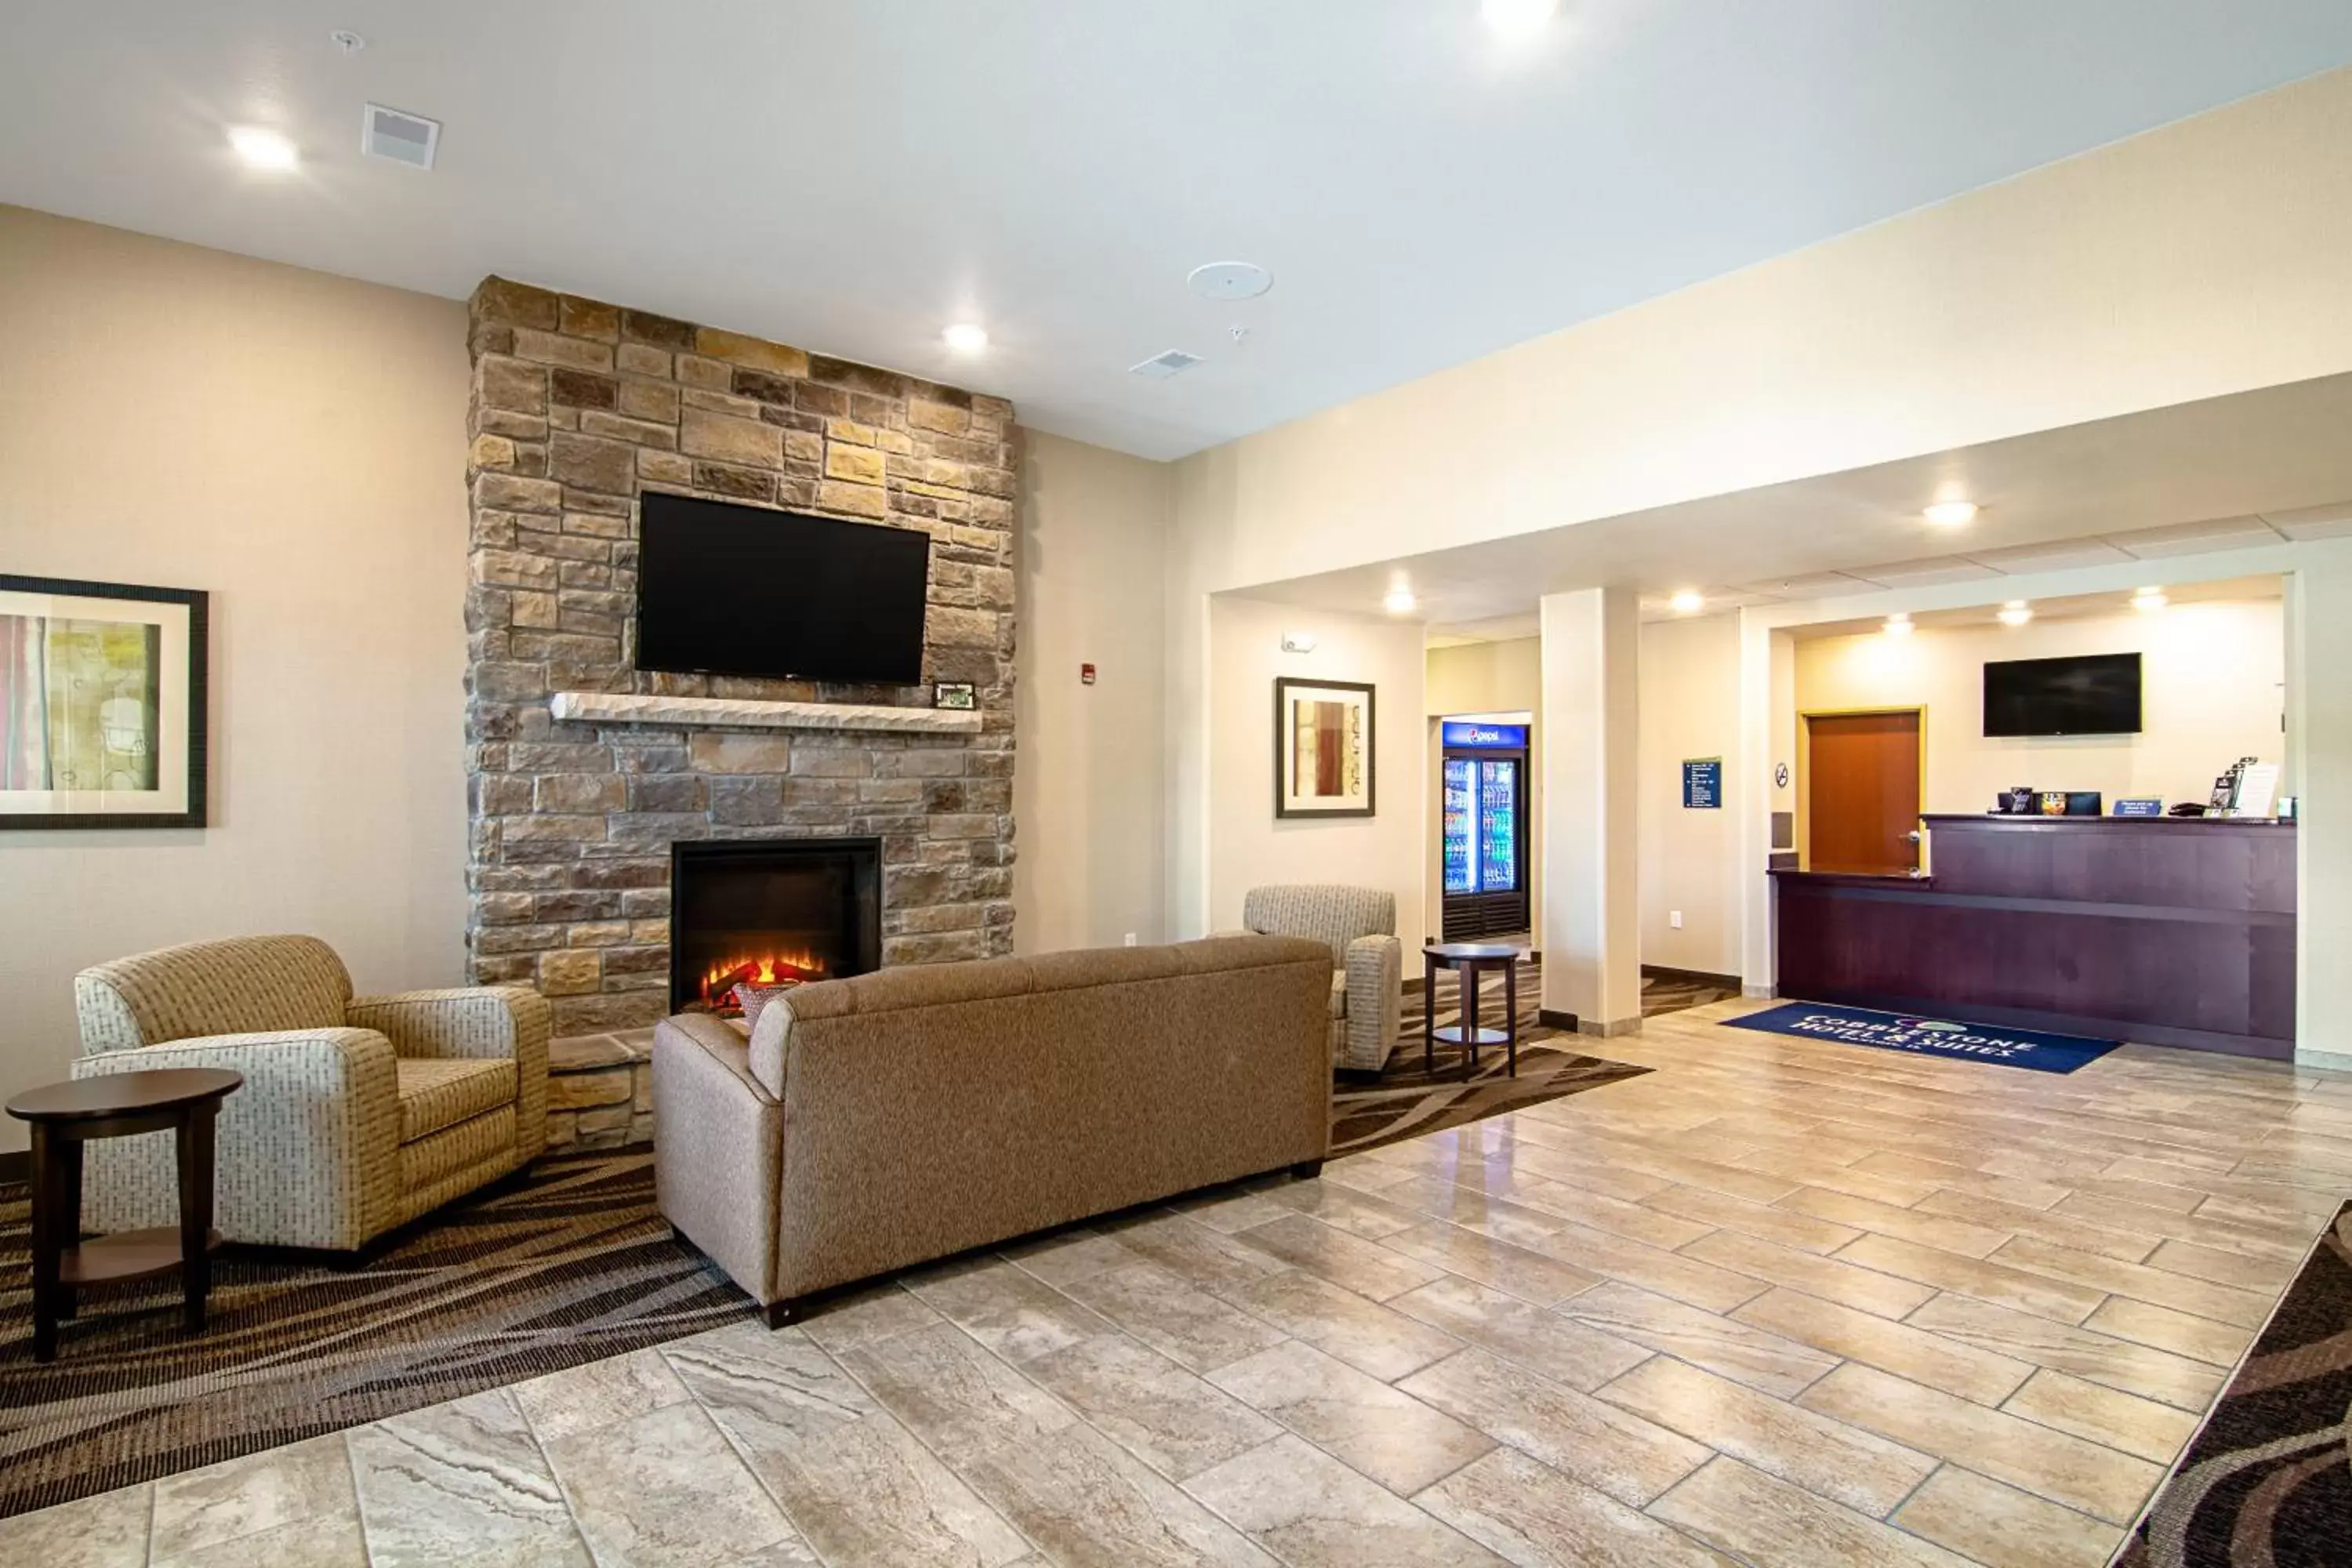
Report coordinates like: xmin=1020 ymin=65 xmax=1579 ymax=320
xmin=549 ymin=691 xmax=982 ymax=735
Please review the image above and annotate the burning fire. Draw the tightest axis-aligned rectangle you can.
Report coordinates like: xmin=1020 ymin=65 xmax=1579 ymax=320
xmin=699 ymin=948 xmax=826 ymax=1013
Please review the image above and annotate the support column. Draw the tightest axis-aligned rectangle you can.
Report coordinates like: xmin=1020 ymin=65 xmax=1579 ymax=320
xmin=2292 ymin=543 xmax=2352 ymax=1066
xmin=1539 ymin=587 xmax=1642 ymax=1034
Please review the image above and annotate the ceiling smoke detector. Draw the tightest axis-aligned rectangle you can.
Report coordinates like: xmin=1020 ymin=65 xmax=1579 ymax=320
xmin=1187 ymin=262 xmax=1273 ymax=302
xmin=361 ymin=103 xmax=441 ymax=169
xmin=1130 ymin=350 xmax=1203 ymax=379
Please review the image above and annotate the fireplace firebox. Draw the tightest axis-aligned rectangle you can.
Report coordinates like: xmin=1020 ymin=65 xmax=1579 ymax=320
xmin=669 ymin=837 xmax=882 ymax=1016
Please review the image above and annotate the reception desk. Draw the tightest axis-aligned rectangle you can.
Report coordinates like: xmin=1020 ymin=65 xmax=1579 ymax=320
xmin=1772 ymin=814 xmax=2296 ymax=1058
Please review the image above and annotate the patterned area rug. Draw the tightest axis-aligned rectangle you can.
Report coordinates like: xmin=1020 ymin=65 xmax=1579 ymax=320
xmin=0 ymin=1148 xmax=752 ymax=1519
xmin=2118 ymin=1203 xmax=2352 ymax=1567
xmin=1334 ymin=957 xmax=1650 ymax=1156
xmin=1641 ymin=968 xmax=1740 ymax=1016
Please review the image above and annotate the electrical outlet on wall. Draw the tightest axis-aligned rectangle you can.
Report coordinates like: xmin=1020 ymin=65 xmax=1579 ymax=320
xmin=1670 ymin=910 xmax=1683 ymax=929
xmin=1123 ymin=932 xmax=1138 ymax=947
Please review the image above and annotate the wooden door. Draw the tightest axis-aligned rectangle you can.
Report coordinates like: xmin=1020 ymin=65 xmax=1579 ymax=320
xmin=1806 ymin=711 xmax=1922 ymax=875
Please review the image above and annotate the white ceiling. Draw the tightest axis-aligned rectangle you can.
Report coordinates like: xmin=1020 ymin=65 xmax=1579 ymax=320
xmin=2 ymin=3 xmax=2348 ymax=458
xmin=1246 ymin=372 xmax=2352 ymax=637
xmin=1783 ymin=575 xmax=2284 ymax=642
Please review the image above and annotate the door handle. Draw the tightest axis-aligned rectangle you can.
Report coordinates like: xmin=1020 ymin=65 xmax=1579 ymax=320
xmin=1904 ymin=831 xmax=1922 ymax=843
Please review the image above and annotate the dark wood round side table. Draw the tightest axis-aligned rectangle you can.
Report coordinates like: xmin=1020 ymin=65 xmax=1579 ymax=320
xmin=6 ymin=1068 xmax=242 ymax=1363
xmin=1423 ymin=942 xmax=1522 ymax=1080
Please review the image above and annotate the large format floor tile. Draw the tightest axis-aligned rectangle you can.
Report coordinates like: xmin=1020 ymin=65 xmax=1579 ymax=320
xmin=9 ymin=997 xmax=2347 ymax=1567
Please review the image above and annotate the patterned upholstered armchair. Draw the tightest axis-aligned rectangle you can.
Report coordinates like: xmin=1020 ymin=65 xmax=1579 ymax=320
xmin=71 ymin=935 xmax=550 ymax=1254
xmin=1240 ymin=886 xmax=1403 ymax=1073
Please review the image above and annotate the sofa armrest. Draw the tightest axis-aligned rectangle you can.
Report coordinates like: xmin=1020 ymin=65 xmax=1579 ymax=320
xmin=347 ymin=987 xmax=549 ymax=1062
xmin=71 ymin=1028 xmax=403 ymax=1249
xmin=652 ymin=1014 xmax=782 ymax=1305
xmin=349 ymin=985 xmax=551 ymax=1161
xmin=1340 ymin=934 xmax=1403 ymax=1072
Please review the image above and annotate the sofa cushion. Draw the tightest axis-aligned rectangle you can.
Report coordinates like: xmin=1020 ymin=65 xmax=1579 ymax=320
xmin=396 ymin=1057 xmax=516 ymax=1143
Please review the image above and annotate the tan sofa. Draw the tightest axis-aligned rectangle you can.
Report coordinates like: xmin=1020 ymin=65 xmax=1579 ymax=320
xmin=72 ymin=935 xmax=550 ymax=1254
xmin=652 ymin=935 xmax=1332 ymax=1323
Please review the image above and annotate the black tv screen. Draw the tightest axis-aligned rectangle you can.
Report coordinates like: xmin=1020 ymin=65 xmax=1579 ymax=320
xmin=1983 ymin=652 xmax=2142 ymax=736
xmin=635 ymin=492 xmax=930 ymax=684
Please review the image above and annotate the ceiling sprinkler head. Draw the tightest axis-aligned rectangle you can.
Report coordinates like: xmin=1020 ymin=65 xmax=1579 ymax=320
xmin=330 ymin=28 xmax=367 ymax=54
xmin=1228 ymin=324 xmax=1250 ymax=345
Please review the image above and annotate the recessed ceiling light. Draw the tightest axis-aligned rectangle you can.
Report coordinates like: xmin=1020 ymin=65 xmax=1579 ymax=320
xmin=1188 ymin=262 xmax=1272 ymax=302
xmin=227 ymin=125 xmax=299 ymax=172
xmin=1882 ymin=612 xmax=1915 ymax=637
xmin=1668 ymin=590 xmax=1704 ymax=614
xmin=942 ymin=322 xmax=989 ymax=353
xmin=1997 ymin=604 xmax=2032 ymax=626
xmin=1384 ymin=588 xmax=1417 ymax=615
xmin=1922 ymin=499 xmax=1979 ymax=527
xmin=1482 ymin=0 xmax=1559 ymax=36
xmin=2132 ymin=587 xmax=2169 ymax=612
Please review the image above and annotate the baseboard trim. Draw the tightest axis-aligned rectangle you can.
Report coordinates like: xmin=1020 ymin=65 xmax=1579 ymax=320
xmin=1578 ymin=1015 xmax=1645 ymax=1039
xmin=0 ymin=1150 xmax=25 ymax=1184
xmin=1742 ymin=984 xmax=1779 ymax=1000
xmin=1537 ymin=1007 xmax=1578 ymax=1032
xmin=1641 ymin=964 xmax=1742 ymax=992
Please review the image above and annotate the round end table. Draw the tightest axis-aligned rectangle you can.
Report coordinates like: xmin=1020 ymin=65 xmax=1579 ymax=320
xmin=1422 ymin=942 xmax=1522 ymax=1080
xmin=6 ymin=1067 xmax=243 ymax=1362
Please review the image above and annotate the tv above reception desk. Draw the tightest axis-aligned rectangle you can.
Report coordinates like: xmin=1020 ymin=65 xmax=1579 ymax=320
xmin=1771 ymin=814 xmax=2296 ymax=1058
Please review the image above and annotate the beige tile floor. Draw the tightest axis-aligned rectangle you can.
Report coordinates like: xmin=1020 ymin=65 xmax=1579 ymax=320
xmin=9 ymin=996 xmax=2350 ymax=1567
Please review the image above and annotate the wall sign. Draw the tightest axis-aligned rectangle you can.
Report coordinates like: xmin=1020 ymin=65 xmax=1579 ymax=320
xmin=1682 ymin=757 xmax=1722 ymax=809
xmin=1440 ymin=721 xmax=1527 ymax=749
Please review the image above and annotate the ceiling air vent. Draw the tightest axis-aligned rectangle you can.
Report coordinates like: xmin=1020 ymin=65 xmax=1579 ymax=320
xmin=361 ymin=103 xmax=441 ymax=169
xmin=1130 ymin=350 xmax=1202 ymax=379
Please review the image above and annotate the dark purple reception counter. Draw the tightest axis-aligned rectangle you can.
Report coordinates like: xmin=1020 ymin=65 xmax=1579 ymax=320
xmin=1771 ymin=814 xmax=2297 ymax=1059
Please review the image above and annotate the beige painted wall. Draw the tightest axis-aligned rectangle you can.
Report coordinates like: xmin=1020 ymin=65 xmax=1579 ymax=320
xmin=1791 ymin=599 xmax=2285 ymax=829
xmin=1423 ymin=637 xmax=1541 ymax=948
xmin=1639 ymin=614 xmax=1744 ymax=976
xmin=0 ymin=206 xmax=471 ymax=1150
xmin=1165 ymin=69 xmax=2352 ymax=936
xmin=1207 ymin=597 xmax=1425 ymax=936
xmin=1012 ymin=430 xmax=1171 ymax=953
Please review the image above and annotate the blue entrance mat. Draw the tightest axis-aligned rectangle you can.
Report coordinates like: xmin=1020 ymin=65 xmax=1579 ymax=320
xmin=1723 ymin=1001 xmax=2121 ymax=1074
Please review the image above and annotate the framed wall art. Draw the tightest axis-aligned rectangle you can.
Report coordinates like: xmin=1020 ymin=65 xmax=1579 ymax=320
xmin=1274 ymin=677 xmax=1374 ymax=818
xmin=0 ymin=575 xmax=209 ymax=829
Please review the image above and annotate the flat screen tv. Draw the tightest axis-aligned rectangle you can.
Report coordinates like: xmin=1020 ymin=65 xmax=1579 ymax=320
xmin=635 ymin=492 xmax=931 ymax=684
xmin=1982 ymin=652 xmax=2142 ymax=737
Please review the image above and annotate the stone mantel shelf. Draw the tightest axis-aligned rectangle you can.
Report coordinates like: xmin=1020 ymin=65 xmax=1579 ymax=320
xmin=549 ymin=691 xmax=982 ymax=735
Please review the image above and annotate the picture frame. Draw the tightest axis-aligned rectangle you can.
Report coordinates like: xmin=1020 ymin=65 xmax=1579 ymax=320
xmin=1274 ymin=677 xmax=1375 ymax=818
xmin=932 ymin=681 xmax=977 ymax=710
xmin=0 ymin=575 xmax=208 ymax=829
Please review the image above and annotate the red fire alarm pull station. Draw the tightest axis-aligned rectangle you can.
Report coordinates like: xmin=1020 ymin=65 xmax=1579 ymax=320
xmin=1080 ymin=663 xmax=1097 ymax=685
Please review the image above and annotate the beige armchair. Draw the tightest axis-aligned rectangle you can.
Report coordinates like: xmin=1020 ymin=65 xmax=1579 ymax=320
xmin=71 ymin=935 xmax=549 ymax=1254
xmin=1241 ymin=885 xmax=1403 ymax=1073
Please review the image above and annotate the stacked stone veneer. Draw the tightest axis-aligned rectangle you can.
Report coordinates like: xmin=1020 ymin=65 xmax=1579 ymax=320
xmin=463 ymin=278 xmax=1018 ymax=1035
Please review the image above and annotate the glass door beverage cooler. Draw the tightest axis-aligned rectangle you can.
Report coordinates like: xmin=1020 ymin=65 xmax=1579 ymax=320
xmin=1439 ymin=720 xmax=1530 ymax=940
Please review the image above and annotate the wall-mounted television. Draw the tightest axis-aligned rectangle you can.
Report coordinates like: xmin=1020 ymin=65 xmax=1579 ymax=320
xmin=1983 ymin=652 xmax=2142 ymax=737
xmin=635 ymin=492 xmax=931 ymax=684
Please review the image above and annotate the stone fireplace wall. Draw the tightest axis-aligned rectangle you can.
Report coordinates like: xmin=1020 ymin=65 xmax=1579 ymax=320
xmin=463 ymin=278 xmax=1017 ymax=1033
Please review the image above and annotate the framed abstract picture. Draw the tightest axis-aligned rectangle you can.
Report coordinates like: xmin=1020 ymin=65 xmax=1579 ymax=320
xmin=1274 ymin=677 xmax=1375 ymax=818
xmin=0 ymin=575 xmax=208 ymax=829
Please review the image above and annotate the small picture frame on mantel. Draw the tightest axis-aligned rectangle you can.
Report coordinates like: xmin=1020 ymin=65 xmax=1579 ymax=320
xmin=933 ymin=681 xmax=977 ymax=710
